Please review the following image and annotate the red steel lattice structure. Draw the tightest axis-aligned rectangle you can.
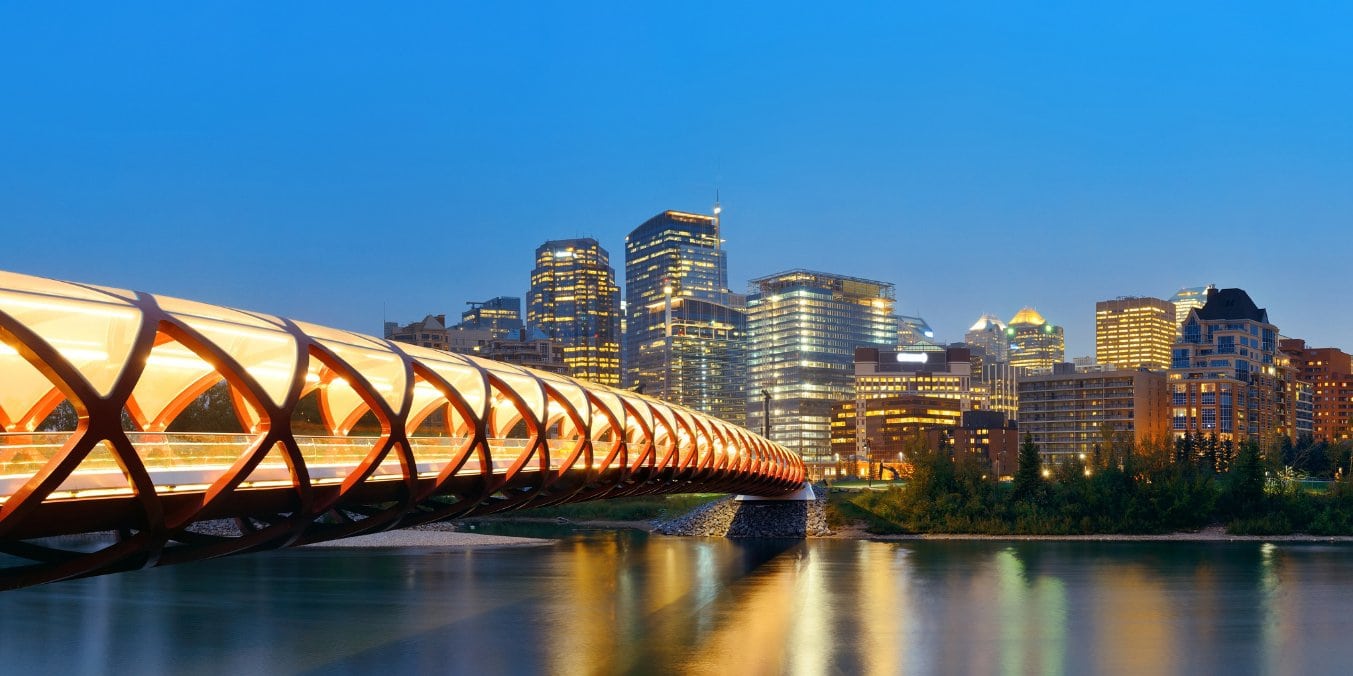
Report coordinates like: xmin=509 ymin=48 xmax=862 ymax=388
xmin=0 ymin=270 xmax=804 ymax=589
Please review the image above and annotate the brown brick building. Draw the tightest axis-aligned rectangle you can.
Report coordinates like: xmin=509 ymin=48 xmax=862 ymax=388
xmin=926 ymin=410 xmax=1021 ymax=478
xmin=1279 ymin=339 xmax=1353 ymax=442
xmin=830 ymin=395 xmax=962 ymax=478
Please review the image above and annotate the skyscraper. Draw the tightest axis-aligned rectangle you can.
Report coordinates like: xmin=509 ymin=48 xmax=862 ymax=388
xmin=1006 ymin=307 xmax=1065 ymax=373
xmin=1169 ymin=284 xmax=1216 ymax=329
xmin=896 ymin=314 xmax=939 ymax=349
xmin=746 ymin=270 xmax=896 ymax=470
xmin=527 ymin=238 xmax=622 ymax=385
xmin=965 ymin=314 xmax=1009 ymax=363
xmin=1095 ymin=296 xmax=1175 ymax=370
xmin=624 ymin=209 xmax=746 ymax=423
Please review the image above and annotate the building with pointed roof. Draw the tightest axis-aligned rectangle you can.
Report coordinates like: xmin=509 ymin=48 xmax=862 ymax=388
xmin=1169 ymin=287 xmax=1298 ymax=448
xmin=1006 ymin=307 xmax=1065 ymax=373
xmin=965 ymin=313 xmax=1009 ymax=363
xmin=897 ymin=314 xmax=940 ymax=349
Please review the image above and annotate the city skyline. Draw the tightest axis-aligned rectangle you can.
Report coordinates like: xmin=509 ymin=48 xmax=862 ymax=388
xmin=4 ymin=3 xmax=1353 ymax=360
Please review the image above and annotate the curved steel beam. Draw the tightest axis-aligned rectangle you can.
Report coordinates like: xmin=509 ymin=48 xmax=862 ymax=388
xmin=0 ymin=270 xmax=805 ymax=588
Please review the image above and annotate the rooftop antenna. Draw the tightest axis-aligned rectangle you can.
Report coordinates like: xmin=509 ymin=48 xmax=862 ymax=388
xmin=712 ymin=189 xmax=722 ymax=250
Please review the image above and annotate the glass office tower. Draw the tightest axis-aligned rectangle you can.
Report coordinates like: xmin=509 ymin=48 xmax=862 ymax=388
xmin=527 ymin=238 xmax=622 ymax=385
xmin=1006 ymin=307 xmax=1065 ymax=374
xmin=746 ymin=270 xmax=896 ymax=471
xmin=624 ymin=210 xmax=747 ymax=423
xmin=1095 ymin=296 xmax=1175 ymax=371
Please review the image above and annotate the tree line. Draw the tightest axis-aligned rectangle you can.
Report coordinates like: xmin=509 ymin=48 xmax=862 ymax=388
xmin=839 ymin=430 xmax=1353 ymax=535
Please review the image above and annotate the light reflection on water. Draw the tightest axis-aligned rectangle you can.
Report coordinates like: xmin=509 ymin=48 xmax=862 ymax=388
xmin=3 ymin=533 xmax=1353 ymax=675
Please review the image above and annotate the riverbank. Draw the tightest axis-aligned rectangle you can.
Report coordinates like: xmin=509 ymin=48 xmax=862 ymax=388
xmin=830 ymin=524 xmax=1353 ymax=543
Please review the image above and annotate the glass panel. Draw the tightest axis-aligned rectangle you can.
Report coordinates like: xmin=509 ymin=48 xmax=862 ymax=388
xmin=0 ymin=287 xmax=141 ymax=397
xmin=238 ymin=442 xmax=295 ymax=488
xmin=369 ymin=444 xmax=406 ymax=479
xmin=0 ymin=337 xmax=63 ymax=431
xmin=130 ymin=339 xmax=219 ymax=429
xmin=297 ymin=321 xmax=407 ymax=414
xmin=50 ymin=439 xmax=134 ymax=499
xmin=165 ymin=311 xmax=299 ymax=408
xmin=404 ymin=347 xmax=488 ymax=417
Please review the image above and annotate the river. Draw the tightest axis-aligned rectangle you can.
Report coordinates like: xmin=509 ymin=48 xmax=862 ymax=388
xmin=2 ymin=529 xmax=1352 ymax=675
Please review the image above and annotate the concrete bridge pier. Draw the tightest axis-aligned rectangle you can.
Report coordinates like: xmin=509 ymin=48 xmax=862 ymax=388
xmin=656 ymin=483 xmax=830 ymax=538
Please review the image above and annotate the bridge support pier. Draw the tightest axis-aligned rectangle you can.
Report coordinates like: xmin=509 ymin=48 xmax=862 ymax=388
xmin=657 ymin=483 xmax=829 ymax=537
xmin=734 ymin=482 xmax=816 ymax=502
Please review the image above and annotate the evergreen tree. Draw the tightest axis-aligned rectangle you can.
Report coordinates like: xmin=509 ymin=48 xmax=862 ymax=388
xmin=1013 ymin=433 xmax=1043 ymax=502
xmin=1217 ymin=439 xmax=1234 ymax=474
xmin=1229 ymin=440 xmax=1265 ymax=517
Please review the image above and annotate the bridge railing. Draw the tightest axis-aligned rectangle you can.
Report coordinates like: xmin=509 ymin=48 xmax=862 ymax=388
xmin=0 ymin=432 xmax=628 ymax=500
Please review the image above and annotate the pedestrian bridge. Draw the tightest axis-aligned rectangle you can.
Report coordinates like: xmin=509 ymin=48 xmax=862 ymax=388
xmin=0 ymin=270 xmax=804 ymax=588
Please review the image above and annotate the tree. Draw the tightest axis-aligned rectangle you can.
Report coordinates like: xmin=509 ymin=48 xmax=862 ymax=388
xmin=1204 ymin=433 xmax=1219 ymax=474
xmin=1228 ymin=440 xmax=1266 ymax=517
xmin=1013 ymin=433 xmax=1043 ymax=502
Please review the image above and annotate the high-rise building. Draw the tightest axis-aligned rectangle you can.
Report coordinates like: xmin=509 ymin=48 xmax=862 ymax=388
xmin=1279 ymin=338 xmax=1351 ymax=442
xmin=965 ymin=314 xmax=1009 ymax=363
xmin=979 ymin=360 xmax=1021 ymax=421
xmin=896 ymin=314 xmax=940 ymax=349
xmin=527 ymin=238 xmax=622 ymax=385
xmin=459 ymin=297 xmax=523 ymax=338
xmin=853 ymin=346 xmax=978 ymax=410
xmin=746 ymin=270 xmax=896 ymax=470
xmin=623 ymin=209 xmax=746 ymax=423
xmin=1169 ymin=285 xmax=1216 ymax=329
xmin=1018 ymin=363 xmax=1170 ymax=463
xmin=1006 ymin=307 xmax=1065 ymax=373
xmin=1169 ymin=288 xmax=1292 ymax=447
xmin=1095 ymin=296 xmax=1175 ymax=371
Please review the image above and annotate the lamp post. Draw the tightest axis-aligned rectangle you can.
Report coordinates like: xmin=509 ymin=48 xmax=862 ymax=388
xmin=864 ymin=440 xmax=872 ymax=487
xmin=663 ymin=280 xmax=673 ymax=397
xmin=761 ymin=389 xmax=771 ymax=440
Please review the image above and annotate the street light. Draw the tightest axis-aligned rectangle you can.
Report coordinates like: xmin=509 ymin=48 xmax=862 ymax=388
xmin=761 ymin=389 xmax=771 ymax=439
xmin=663 ymin=280 xmax=673 ymax=396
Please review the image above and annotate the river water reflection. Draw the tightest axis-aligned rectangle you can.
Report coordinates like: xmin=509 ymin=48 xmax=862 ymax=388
xmin=2 ymin=531 xmax=1353 ymax=675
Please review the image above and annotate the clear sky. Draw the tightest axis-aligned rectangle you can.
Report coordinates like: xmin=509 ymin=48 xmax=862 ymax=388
xmin=3 ymin=2 xmax=1351 ymax=358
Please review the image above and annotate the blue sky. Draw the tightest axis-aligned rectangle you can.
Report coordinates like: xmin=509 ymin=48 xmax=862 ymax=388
xmin=2 ymin=2 xmax=1351 ymax=357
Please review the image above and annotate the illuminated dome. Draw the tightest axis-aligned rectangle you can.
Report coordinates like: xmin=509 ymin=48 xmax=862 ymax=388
xmin=1008 ymin=307 xmax=1047 ymax=327
xmin=968 ymin=314 xmax=1006 ymax=333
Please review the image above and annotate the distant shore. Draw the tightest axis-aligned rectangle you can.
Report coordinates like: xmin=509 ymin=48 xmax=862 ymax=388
xmin=830 ymin=525 xmax=1353 ymax=543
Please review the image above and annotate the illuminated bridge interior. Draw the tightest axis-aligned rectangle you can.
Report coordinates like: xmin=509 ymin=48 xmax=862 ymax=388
xmin=0 ymin=270 xmax=804 ymax=588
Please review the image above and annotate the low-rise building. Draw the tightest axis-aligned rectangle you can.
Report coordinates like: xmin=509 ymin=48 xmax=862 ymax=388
xmin=925 ymin=410 xmax=1020 ymax=478
xmin=387 ymin=317 xmax=565 ymax=374
xmin=830 ymin=395 xmax=963 ymax=478
xmin=1018 ymin=363 xmax=1169 ymax=463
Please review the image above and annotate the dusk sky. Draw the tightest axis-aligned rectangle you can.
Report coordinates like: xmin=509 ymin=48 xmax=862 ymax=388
xmin=3 ymin=2 xmax=1351 ymax=358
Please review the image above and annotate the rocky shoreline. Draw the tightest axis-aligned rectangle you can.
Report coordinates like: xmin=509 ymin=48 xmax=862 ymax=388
xmin=654 ymin=492 xmax=832 ymax=537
